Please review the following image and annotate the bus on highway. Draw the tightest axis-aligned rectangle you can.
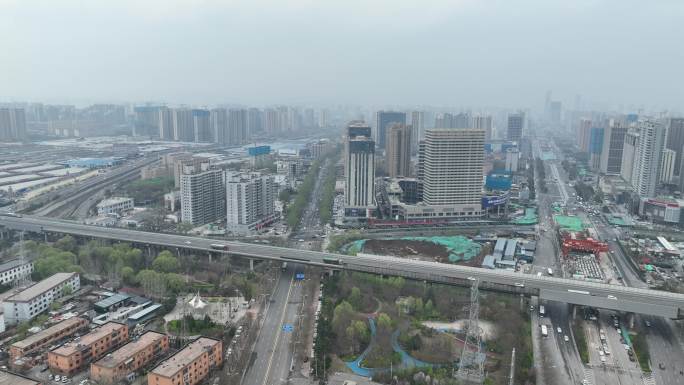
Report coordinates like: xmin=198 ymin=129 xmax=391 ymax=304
xmin=323 ymin=257 xmax=342 ymax=265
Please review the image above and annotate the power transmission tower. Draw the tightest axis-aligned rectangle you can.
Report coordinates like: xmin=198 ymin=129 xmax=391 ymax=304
xmin=456 ymin=279 xmax=485 ymax=384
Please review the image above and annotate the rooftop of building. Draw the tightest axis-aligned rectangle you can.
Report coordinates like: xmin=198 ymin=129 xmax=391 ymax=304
xmin=94 ymin=293 xmax=130 ymax=309
xmin=150 ymin=337 xmax=220 ymax=378
xmin=92 ymin=331 xmax=166 ymax=369
xmin=12 ymin=317 xmax=86 ymax=350
xmin=96 ymin=197 xmax=133 ymax=207
xmin=6 ymin=272 xmax=77 ymax=303
xmin=50 ymin=322 xmax=126 ymax=357
xmin=0 ymin=370 xmax=41 ymax=385
xmin=0 ymin=259 xmax=31 ymax=274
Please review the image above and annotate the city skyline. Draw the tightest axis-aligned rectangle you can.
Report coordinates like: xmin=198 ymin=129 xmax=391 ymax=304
xmin=1 ymin=1 xmax=684 ymax=112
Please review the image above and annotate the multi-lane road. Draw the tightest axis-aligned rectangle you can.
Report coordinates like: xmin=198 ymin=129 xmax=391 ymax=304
xmin=2 ymin=215 xmax=684 ymax=319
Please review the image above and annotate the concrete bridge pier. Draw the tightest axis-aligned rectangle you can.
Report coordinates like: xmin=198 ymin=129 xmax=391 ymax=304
xmin=628 ymin=313 xmax=635 ymax=329
xmin=249 ymin=258 xmax=254 ymax=271
xmin=572 ymin=304 xmax=577 ymax=320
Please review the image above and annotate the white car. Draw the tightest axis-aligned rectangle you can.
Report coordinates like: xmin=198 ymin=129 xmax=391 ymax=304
xmin=557 ymin=327 xmax=562 ymax=333
xmin=564 ymin=335 xmax=569 ymax=342
xmin=184 ymin=241 xmax=191 ymax=244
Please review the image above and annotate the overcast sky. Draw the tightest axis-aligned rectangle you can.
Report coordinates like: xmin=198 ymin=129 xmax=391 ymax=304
xmin=1 ymin=0 xmax=683 ymax=112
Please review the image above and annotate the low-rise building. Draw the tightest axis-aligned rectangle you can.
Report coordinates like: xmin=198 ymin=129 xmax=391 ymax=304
xmin=0 ymin=370 xmax=42 ymax=385
xmin=0 ymin=260 xmax=33 ymax=285
xmin=9 ymin=317 xmax=89 ymax=360
xmin=3 ymin=272 xmax=80 ymax=325
xmin=147 ymin=337 xmax=222 ymax=385
xmin=48 ymin=322 xmax=129 ymax=375
xmin=90 ymin=331 xmax=169 ymax=384
xmin=96 ymin=197 xmax=134 ymax=216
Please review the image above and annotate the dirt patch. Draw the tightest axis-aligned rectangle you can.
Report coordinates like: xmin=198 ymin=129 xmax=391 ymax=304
xmin=422 ymin=320 xmax=498 ymax=341
xmin=363 ymin=239 xmax=449 ymax=260
xmin=362 ymin=238 xmax=487 ymax=266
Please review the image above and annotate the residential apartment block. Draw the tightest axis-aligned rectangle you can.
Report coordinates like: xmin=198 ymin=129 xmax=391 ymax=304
xmin=3 ymin=273 xmax=80 ymax=325
xmin=10 ymin=317 xmax=88 ymax=360
xmin=147 ymin=337 xmax=222 ymax=385
xmin=48 ymin=322 xmax=129 ymax=375
xmin=90 ymin=331 xmax=169 ymax=384
xmin=0 ymin=259 xmax=33 ymax=285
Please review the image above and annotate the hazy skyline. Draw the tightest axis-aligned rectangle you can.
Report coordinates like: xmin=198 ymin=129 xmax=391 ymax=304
xmin=1 ymin=0 xmax=683 ymax=112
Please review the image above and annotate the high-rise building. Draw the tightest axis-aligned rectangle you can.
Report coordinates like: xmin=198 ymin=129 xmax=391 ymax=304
xmin=226 ymin=172 xmax=277 ymax=234
xmin=229 ymin=109 xmax=247 ymax=144
xmin=420 ymin=128 xmax=484 ymax=215
xmin=589 ymin=126 xmax=604 ymax=171
xmin=666 ymin=118 xmax=684 ymax=176
xmin=264 ymin=108 xmax=279 ymax=133
xmin=660 ymin=149 xmax=676 ymax=184
xmin=549 ymin=101 xmax=562 ymax=124
xmin=506 ymin=113 xmax=524 ymax=141
xmin=192 ymin=109 xmax=212 ymax=142
xmin=631 ymin=120 xmax=666 ymax=198
xmin=505 ymin=149 xmax=520 ymax=172
xmin=0 ymin=107 xmax=26 ymax=141
xmin=210 ymin=108 xmax=229 ymax=145
xmin=318 ymin=109 xmax=328 ymax=129
xmin=375 ymin=111 xmax=406 ymax=149
xmin=453 ymin=112 xmax=472 ymax=129
xmin=576 ymin=118 xmax=592 ymax=152
xmin=599 ymin=123 xmax=628 ymax=175
xmin=303 ymin=108 xmax=315 ymax=129
xmin=173 ymin=109 xmax=194 ymax=142
xmin=180 ymin=161 xmax=225 ymax=225
xmin=248 ymin=108 xmax=262 ymax=135
xmin=133 ymin=106 xmax=160 ymax=137
xmin=158 ymin=107 xmax=174 ymax=140
xmin=473 ymin=115 xmax=493 ymax=141
xmin=344 ymin=122 xmax=375 ymax=210
xmin=385 ymin=123 xmax=412 ymax=177
xmin=410 ymin=111 xmax=425 ymax=152
xmin=434 ymin=112 xmax=472 ymax=129
xmin=621 ymin=130 xmax=639 ymax=183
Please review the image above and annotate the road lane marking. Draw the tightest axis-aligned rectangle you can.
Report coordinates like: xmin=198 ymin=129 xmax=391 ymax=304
xmin=261 ymin=273 xmax=295 ymax=385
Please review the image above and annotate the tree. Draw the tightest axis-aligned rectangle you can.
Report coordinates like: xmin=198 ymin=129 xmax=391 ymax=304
xmin=55 ymin=235 xmax=77 ymax=253
xmin=377 ymin=313 xmax=392 ymax=330
xmin=165 ymin=273 xmax=186 ymax=293
xmin=333 ymin=301 xmax=354 ymax=328
xmin=176 ymin=222 xmax=194 ymax=234
xmin=152 ymin=251 xmax=180 ymax=273
xmin=348 ymin=287 xmax=362 ymax=310
xmin=121 ymin=266 xmax=135 ymax=285
xmin=62 ymin=284 xmax=73 ymax=296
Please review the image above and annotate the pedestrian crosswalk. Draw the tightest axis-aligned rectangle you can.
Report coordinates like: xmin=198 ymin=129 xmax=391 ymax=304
xmin=583 ymin=367 xmax=596 ymax=385
xmin=642 ymin=373 xmax=656 ymax=385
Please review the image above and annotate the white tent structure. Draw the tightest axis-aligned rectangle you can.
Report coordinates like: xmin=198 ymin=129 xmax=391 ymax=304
xmin=188 ymin=291 xmax=207 ymax=309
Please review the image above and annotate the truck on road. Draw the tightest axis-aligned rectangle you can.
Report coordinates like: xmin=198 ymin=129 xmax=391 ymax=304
xmin=210 ymin=244 xmax=229 ymax=251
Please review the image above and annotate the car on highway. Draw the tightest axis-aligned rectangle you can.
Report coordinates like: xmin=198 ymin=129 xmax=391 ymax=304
xmin=563 ymin=335 xmax=569 ymax=342
xmin=184 ymin=241 xmax=191 ymax=244
xmin=557 ymin=327 xmax=562 ymax=333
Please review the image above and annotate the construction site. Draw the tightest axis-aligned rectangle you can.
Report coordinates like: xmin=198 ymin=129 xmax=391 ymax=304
xmin=553 ymin=215 xmax=614 ymax=283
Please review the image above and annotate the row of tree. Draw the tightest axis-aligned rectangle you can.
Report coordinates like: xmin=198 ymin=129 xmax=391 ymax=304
xmin=284 ymin=159 xmax=321 ymax=228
